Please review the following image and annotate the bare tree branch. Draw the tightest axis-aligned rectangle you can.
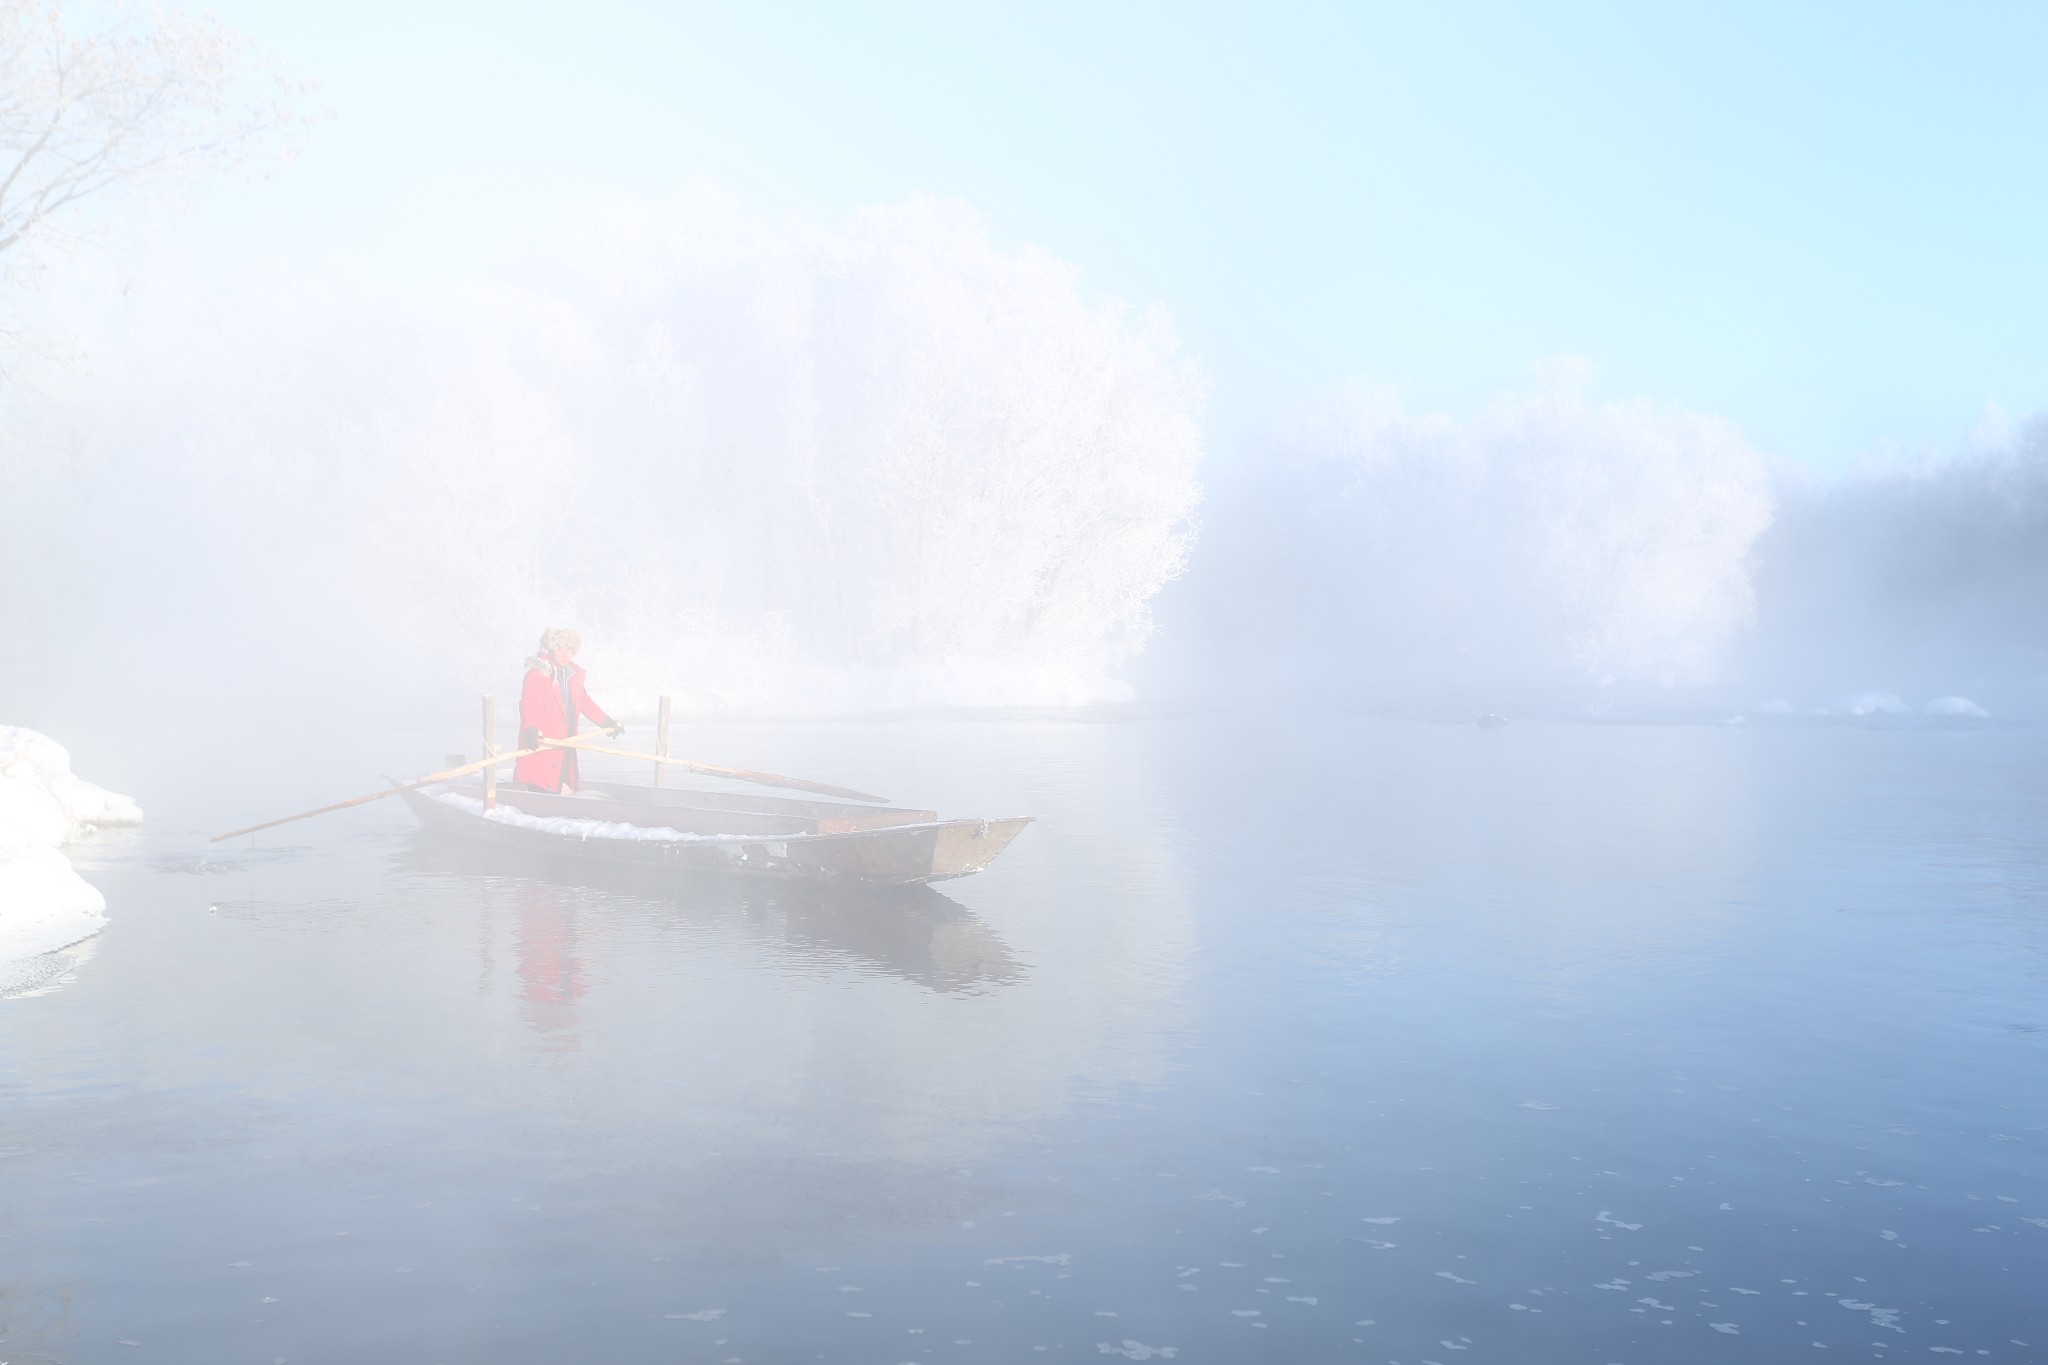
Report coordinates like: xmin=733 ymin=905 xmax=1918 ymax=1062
xmin=0 ymin=0 xmax=301 ymax=273
xmin=0 ymin=0 xmax=304 ymax=383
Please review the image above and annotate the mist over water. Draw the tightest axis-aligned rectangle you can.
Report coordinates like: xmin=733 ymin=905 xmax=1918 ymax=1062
xmin=8 ymin=715 xmax=2045 ymax=1361
xmin=5 ymin=77 xmax=2047 ymax=1363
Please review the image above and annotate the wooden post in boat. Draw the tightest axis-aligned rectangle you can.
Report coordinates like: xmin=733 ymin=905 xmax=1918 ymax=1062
xmin=654 ymin=695 xmax=672 ymax=788
xmin=482 ymin=696 xmax=498 ymax=810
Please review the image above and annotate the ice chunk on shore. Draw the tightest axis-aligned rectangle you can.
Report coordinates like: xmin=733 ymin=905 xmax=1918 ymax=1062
xmin=1 ymin=726 xmax=142 ymax=966
xmin=0 ymin=844 xmax=109 ymax=952
xmin=0 ymin=727 xmax=142 ymax=838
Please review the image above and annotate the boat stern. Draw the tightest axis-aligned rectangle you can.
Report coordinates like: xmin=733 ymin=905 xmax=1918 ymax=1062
xmin=927 ymin=817 xmax=1035 ymax=881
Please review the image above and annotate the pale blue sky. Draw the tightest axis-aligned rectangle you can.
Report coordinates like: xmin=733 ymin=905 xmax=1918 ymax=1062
xmin=195 ymin=0 xmax=2048 ymax=470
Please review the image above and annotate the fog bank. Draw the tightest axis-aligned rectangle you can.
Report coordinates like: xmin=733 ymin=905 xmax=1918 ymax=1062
xmin=1152 ymin=383 xmax=2046 ymax=719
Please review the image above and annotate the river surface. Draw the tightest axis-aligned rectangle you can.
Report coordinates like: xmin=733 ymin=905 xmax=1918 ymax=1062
xmin=4 ymin=713 xmax=2046 ymax=1363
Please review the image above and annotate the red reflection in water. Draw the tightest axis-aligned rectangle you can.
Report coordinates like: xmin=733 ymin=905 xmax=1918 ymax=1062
xmin=513 ymin=886 xmax=585 ymax=1049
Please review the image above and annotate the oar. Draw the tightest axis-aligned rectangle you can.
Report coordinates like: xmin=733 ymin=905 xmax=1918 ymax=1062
xmin=209 ymin=744 xmax=550 ymax=842
xmin=543 ymin=735 xmax=891 ymax=804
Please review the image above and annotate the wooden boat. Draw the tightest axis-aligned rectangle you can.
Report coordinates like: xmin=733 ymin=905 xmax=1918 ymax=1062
xmin=398 ymin=777 xmax=1033 ymax=885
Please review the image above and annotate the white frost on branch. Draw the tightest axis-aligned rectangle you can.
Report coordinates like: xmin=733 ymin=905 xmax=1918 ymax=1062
xmin=1185 ymin=374 xmax=1776 ymax=693
xmin=0 ymin=0 xmax=296 ymax=260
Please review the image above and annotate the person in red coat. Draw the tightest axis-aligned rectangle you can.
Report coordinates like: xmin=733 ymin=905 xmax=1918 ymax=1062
xmin=513 ymin=628 xmax=622 ymax=793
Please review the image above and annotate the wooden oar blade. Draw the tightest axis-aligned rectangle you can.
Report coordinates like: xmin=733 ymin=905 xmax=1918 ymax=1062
xmin=209 ymin=744 xmax=546 ymax=842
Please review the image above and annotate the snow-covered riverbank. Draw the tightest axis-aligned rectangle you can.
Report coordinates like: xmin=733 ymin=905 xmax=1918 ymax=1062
xmin=0 ymin=727 xmax=142 ymax=964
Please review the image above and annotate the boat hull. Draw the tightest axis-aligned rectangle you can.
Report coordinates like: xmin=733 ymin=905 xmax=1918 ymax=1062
xmin=398 ymin=784 xmax=1031 ymax=885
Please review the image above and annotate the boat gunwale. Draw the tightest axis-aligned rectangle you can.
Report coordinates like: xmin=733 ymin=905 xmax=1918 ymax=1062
xmin=426 ymin=784 xmax=1033 ymax=847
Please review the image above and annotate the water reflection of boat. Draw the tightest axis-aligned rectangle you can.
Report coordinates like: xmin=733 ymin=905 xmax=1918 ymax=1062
xmin=395 ymin=834 xmax=1025 ymax=995
xmin=397 ymin=779 xmax=1032 ymax=886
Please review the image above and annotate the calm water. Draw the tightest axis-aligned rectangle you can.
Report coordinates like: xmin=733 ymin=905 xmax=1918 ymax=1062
xmin=4 ymin=714 xmax=2046 ymax=1363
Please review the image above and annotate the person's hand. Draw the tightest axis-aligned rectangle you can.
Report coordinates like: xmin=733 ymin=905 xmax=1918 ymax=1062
xmin=606 ymin=719 xmax=626 ymax=738
xmin=519 ymin=727 xmax=541 ymax=750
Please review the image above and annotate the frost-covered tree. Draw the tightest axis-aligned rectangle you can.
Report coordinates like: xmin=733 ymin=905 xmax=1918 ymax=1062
xmin=17 ymin=191 xmax=1208 ymax=712
xmin=1178 ymin=376 xmax=1776 ymax=699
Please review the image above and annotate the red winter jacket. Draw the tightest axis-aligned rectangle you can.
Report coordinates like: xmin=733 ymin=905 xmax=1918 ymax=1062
xmin=513 ymin=657 xmax=614 ymax=791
